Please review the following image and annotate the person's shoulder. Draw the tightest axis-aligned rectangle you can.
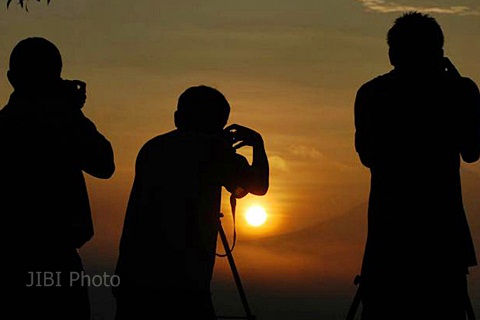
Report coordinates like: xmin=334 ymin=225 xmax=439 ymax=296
xmin=137 ymin=130 xmax=177 ymax=158
xmin=0 ymin=106 xmax=7 ymax=118
xmin=441 ymin=75 xmax=480 ymax=100
xmin=456 ymin=76 xmax=480 ymax=94
xmin=0 ymin=104 xmax=15 ymax=128
xmin=357 ymin=71 xmax=394 ymax=94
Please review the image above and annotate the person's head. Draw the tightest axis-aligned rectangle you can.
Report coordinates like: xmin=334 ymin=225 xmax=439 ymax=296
xmin=174 ymin=85 xmax=230 ymax=134
xmin=7 ymin=37 xmax=63 ymax=92
xmin=387 ymin=12 xmax=444 ymax=70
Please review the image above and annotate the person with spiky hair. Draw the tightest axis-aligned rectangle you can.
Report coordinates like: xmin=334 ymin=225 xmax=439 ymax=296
xmin=354 ymin=12 xmax=479 ymax=320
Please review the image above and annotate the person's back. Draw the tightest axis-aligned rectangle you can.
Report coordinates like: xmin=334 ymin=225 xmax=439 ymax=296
xmin=356 ymin=68 xmax=479 ymax=267
xmin=1 ymin=37 xmax=115 ymax=320
xmin=116 ymin=130 xmax=245 ymax=289
xmin=1 ymin=85 xmax=101 ymax=255
xmin=114 ymin=85 xmax=269 ymax=320
xmin=354 ymin=12 xmax=479 ymax=320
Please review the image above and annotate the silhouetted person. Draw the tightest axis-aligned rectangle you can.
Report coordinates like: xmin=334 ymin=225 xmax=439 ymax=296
xmin=0 ymin=37 xmax=115 ymax=319
xmin=354 ymin=12 xmax=479 ymax=320
xmin=113 ymin=85 xmax=269 ymax=319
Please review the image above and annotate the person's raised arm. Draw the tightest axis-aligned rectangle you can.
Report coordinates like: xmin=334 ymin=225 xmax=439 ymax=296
xmin=225 ymin=124 xmax=269 ymax=196
xmin=459 ymin=78 xmax=480 ymax=163
xmin=74 ymin=112 xmax=115 ymax=179
xmin=64 ymin=82 xmax=115 ymax=179
xmin=354 ymin=84 xmax=375 ymax=169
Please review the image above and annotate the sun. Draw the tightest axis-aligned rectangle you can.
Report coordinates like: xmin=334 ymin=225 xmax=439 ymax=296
xmin=245 ymin=205 xmax=267 ymax=227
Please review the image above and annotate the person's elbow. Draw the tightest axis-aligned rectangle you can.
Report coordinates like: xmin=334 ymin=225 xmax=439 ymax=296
xmin=358 ymin=153 xmax=372 ymax=168
xmin=89 ymin=142 xmax=116 ymax=179
xmin=255 ymin=185 xmax=269 ymax=196
xmin=95 ymin=161 xmax=116 ymax=179
xmin=250 ymin=179 xmax=269 ymax=196
xmin=462 ymin=150 xmax=480 ymax=163
xmin=83 ymin=151 xmax=116 ymax=179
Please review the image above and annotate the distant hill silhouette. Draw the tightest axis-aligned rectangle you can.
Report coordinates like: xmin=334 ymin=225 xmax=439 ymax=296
xmin=246 ymin=202 xmax=367 ymax=255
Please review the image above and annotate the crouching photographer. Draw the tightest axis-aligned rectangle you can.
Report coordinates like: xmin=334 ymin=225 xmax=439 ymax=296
xmin=113 ymin=85 xmax=269 ymax=320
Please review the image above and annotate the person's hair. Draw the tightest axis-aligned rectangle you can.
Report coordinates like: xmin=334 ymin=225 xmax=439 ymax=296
xmin=8 ymin=37 xmax=62 ymax=89
xmin=387 ymin=12 xmax=444 ymax=67
xmin=175 ymin=85 xmax=230 ymax=132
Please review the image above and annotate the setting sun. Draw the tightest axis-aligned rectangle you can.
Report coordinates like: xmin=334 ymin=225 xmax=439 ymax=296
xmin=245 ymin=206 xmax=268 ymax=227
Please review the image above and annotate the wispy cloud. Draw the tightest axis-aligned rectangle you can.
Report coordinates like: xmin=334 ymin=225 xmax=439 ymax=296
xmin=291 ymin=145 xmax=323 ymax=160
xmin=357 ymin=0 xmax=480 ymax=16
xmin=269 ymin=155 xmax=289 ymax=172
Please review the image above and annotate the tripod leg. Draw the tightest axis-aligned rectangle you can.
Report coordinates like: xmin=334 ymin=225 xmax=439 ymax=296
xmin=346 ymin=275 xmax=362 ymax=320
xmin=218 ymin=220 xmax=256 ymax=320
xmin=466 ymin=290 xmax=477 ymax=320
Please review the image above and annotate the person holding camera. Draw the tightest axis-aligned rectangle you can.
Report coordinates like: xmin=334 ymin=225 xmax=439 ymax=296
xmin=0 ymin=37 xmax=115 ymax=319
xmin=353 ymin=12 xmax=479 ymax=320
xmin=113 ymin=85 xmax=269 ymax=319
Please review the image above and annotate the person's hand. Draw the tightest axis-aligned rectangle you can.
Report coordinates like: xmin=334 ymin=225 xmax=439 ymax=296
xmin=224 ymin=124 xmax=264 ymax=150
xmin=443 ymin=57 xmax=461 ymax=78
xmin=61 ymin=79 xmax=87 ymax=109
xmin=70 ymin=80 xmax=87 ymax=109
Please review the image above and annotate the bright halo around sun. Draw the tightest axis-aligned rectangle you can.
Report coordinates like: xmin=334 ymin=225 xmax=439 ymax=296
xmin=245 ymin=205 xmax=267 ymax=227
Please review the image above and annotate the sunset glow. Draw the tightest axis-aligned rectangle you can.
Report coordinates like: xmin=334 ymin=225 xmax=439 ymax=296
xmin=2 ymin=1 xmax=479 ymax=319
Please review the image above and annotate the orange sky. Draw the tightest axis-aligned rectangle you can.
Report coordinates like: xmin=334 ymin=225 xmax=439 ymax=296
xmin=1 ymin=1 xmax=479 ymax=319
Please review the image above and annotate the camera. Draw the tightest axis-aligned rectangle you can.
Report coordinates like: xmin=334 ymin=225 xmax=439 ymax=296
xmin=223 ymin=128 xmax=246 ymax=151
xmin=442 ymin=57 xmax=461 ymax=78
xmin=223 ymin=127 xmax=236 ymax=145
xmin=60 ymin=79 xmax=86 ymax=109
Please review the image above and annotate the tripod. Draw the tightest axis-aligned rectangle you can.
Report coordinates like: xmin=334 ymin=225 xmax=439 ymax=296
xmin=216 ymin=212 xmax=256 ymax=320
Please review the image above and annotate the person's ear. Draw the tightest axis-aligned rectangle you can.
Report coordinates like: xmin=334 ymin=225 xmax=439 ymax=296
xmin=174 ymin=110 xmax=183 ymax=129
xmin=388 ymin=48 xmax=398 ymax=67
xmin=432 ymin=48 xmax=445 ymax=68
xmin=7 ymin=70 xmax=17 ymax=88
xmin=437 ymin=48 xmax=445 ymax=62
